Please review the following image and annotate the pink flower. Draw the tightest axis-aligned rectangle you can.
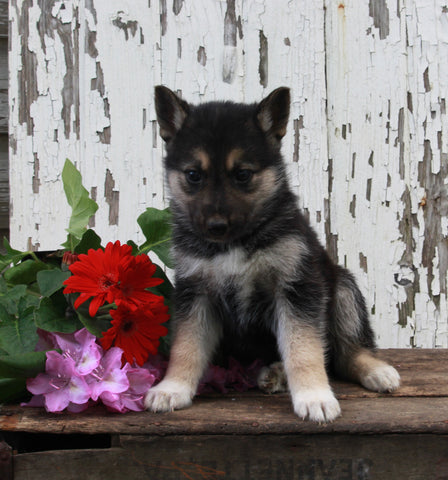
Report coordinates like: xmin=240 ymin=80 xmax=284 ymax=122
xmin=86 ymin=347 xmax=129 ymax=402
xmin=34 ymin=329 xmax=58 ymax=353
xmin=225 ymin=358 xmax=264 ymax=392
xmin=197 ymin=358 xmax=265 ymax=394
xmin=198 ymin=364 xmax=228 ymax=394
xmin=143 ymin=355 xmax=168 ymax=384
xmin=54 ymin=329 xmax=102 ymax=375
xmin=101 ymin=364 xmax=155 ymax=413
xmin=21 ymin=394 xmax=45 ymax=408
xmin=26 ymin=351 xmax=91 ymax=413
xmin=26 ymin=329 xmax=162 ymax=413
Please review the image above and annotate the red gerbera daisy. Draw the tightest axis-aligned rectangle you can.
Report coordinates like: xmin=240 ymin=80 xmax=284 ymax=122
xmin=101 ymin=301 xmax=169 ymax=366
xmin=114 ymin=253 xmax=164 ymax=310
xmin=63 ymin=241 xmax=132 ymax=316
xmin=63 ymin=241 xmax=164 ymax=318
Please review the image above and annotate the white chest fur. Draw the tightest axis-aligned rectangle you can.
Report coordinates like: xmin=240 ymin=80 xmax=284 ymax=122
xmin=173 ymin=236 xmax=307 ymax=293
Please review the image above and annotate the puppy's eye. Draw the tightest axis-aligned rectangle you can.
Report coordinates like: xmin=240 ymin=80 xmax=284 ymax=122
xmin=185 ymin=169 xmax=202 ymax=184
xmin=234 ymin=169 xmax=253 ymax=183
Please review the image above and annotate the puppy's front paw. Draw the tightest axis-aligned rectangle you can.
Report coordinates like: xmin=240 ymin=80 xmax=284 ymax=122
xmin=144 ymin=379 xmax=194 ymax=413
xmin=361 ymin=364 xmax=401 ymax=393
xmin=292 ymin=388 xmax=341 ymax=423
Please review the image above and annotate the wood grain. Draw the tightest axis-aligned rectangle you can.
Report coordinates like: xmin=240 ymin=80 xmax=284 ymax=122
xmin=10 ymin=435 xmax=448 ymax=480
xmin=1 ymin=350 xmax=447 ymax=437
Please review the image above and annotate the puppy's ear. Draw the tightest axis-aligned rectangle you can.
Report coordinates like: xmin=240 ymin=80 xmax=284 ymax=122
xmin=256 ymin=87 xmax=290 ymax=141
xmin=154 ymin=86 xmax=190 ymax=142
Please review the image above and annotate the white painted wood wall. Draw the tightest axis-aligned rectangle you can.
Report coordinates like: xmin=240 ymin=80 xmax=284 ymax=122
xmin=9 ymin=0 xmax=448 ymax=349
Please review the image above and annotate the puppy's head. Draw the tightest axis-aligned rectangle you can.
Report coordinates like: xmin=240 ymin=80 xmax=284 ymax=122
xmin=155 ymin=86 xmax=290 ymax=243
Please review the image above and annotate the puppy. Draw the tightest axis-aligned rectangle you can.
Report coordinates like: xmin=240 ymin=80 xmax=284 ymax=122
xmin=144 ymin=86 xmax=400 ymax=422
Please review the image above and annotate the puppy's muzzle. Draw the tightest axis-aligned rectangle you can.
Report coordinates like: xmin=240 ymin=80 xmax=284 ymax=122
xmin=206 ymin=216 xmax=229 ymax=238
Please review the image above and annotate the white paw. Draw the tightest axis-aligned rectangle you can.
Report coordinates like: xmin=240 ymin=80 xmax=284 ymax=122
xmin=292 ymin=388 xmax=341 ymax=423
xmin=361 ymin=364 xmax=401 ymax=393
xmin=144 ymin=379 xmax=194 ymax=413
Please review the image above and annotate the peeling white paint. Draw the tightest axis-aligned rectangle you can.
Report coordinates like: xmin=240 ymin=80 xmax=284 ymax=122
xmin=9 ymin=0 xmax=448 ymax=348
xmin=324 ymin=0 xmax=448 ymax=348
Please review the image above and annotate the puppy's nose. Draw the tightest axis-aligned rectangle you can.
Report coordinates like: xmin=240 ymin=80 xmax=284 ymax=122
xmin=206 ymin=217 xmax=229 ymax=237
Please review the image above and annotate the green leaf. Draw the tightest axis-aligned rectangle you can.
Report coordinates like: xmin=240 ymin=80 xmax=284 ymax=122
xmin=74 ymin=229 xmax=102 ymax=254
xmin=137 ymin=207 xmax=174 ymax=268
xmin=0 ymin=276 xmax=7 ymax=293
xmin=150 ymin=264 xmax=174 ymax=300
xmin=0 ymin=304 xmax=39 ymax=355
xmin=20 ymin=292 xmax=41 ymax=310
xmin=61 ymin=159 xmax=99 ymax=251
xmin=34 ymin=296 xmax=82 ymax=334
xmin=0 ymin=238 xmax=30 ymax=272
xmin=126 ymin=240 xmax=139 ymax=255
xmin=152 ymin=243 xmax=174 ymax=270
xmin=0 ymin=351 xmax=46 ymax=378
xmin=3 ymin=259 xmax=50 ymax=285
xmin=0 ymin=377 xmax=27 ymax=403
xmin=76 ymin=310 xmax=112 ymax=338
xmin=0 ymin=284 xmax=28 ymax=315
xmin=37 ymin=269 xmax=71 ymax=297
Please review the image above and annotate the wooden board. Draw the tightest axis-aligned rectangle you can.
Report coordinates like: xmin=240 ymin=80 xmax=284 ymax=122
xmin=0 ymin=134 xmax=9 ymax=230
xmin=10 ymin=435 xmax=448 ymax=480
xmin=2 ymin=395 xmax=448 ymax=437
xmin=1 ymin=349 xmax=447 ymax=437
xmin=1 ymin=349 xmax=448 ymax=480
xmin=8 ymin=0 xmax=448 ymax=351
xmin=0 ymin=0 xmax=8 ymax=233
xmin=0 ymin=0 xmax=7 ymax=38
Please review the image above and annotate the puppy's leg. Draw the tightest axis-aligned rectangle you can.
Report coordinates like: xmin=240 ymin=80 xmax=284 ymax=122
xmin=345 ymin=348 xmax=401 ymax=392
xmin=331 ymin=267 xmax=400 ymax=392
xmin=277 ymin=304 xmax=341 ymax=422
xmin=145 ymin=296 xmax=221 ymax=412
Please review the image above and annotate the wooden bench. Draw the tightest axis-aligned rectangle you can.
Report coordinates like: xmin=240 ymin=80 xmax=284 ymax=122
xmin=1 ymin=349 xmax=447 ymax=480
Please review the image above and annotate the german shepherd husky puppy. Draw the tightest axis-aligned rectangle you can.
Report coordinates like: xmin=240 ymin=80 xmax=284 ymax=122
xmin=145 ymin=86 xmax=400 ymax=422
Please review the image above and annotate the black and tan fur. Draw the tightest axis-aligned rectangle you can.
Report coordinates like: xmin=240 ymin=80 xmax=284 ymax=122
xmin=144 ymin=86 xmax=400 ymax=422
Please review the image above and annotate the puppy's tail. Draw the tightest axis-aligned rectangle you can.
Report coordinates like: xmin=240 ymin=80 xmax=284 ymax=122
xmin=329 ymin=267 xmax=401 ymax=392
xmin=328 ymin=266 xmax=376 ymax=369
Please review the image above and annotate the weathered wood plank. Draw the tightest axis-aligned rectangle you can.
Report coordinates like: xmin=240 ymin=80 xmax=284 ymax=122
xmin=0 ymin=0 xmax=7 ymax=235
xmin=2 ymin=350 xmax=448 ymax=479
xmin=0 ymin=441 xmax=12 ymax=480
xmin=2 ymin=396 xmax=448 ymax=437
xmin=0 ymin=0 xmax=7 ymax=38
xmin=8 ymin=0 xmax=327 ymax=250
xmin=0 ymin=135 xmax=8 ymax=230
xmin=324 ymin=0 xmax=448 ymax=348
xmin=0 ymin=38 xmax=7 ymax=133
xmin=7 ymin=0 xmax=448 ymax=348
xmin=10 ymin=435 xmax=448 ymax=480
xmin=1 ymin=350 xmax=447 ymax=437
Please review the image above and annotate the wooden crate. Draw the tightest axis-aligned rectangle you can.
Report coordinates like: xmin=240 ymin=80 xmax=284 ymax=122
xmin=1 ymin=349 xmax=448 ymax=480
